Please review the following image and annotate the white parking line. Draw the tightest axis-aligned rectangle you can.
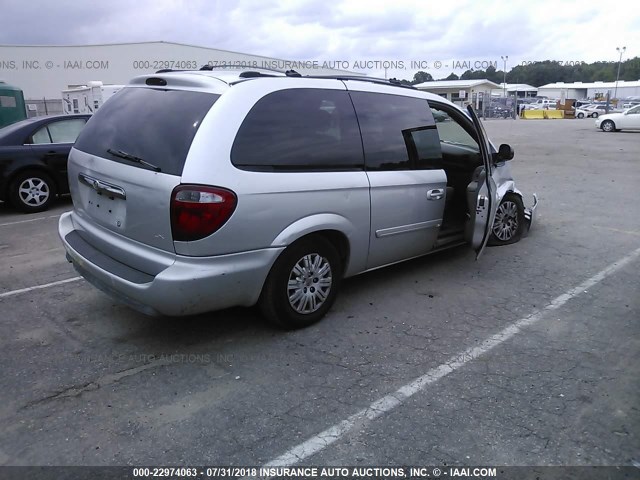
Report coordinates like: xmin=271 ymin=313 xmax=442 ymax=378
xmin=593 ymin=225 xmax=640 ymax=237
xmin=0 ymin=214 xmax=61 ymax=227
xmin=262 ymin=246 xmax=640 ymax=468
xmin=0 ymin=277 xmax=82 ymax=299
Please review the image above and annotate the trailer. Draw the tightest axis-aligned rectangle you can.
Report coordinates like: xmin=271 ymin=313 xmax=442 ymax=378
xmin=0 ymin=81 xmax=27 ymax=128
xmin=62 ymin=81 xmax=123 ymax=114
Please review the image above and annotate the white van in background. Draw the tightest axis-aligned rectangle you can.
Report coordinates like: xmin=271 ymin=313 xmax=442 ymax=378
xmin=62 ymin=81 xmax=123 ymax=114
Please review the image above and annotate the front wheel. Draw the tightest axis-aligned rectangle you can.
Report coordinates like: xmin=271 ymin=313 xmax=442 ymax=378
xmin=9 ymin=171 xmax=56 ymax=213
xmin=577 ymin=112 xmax=584 ymax=119
xmin=601 ymin=120 xmax=616 ymax=132
xmin=259 ymin=235 xmax=342 ymax=329
xmin=488 ymin=193 xmax=525 ymax=246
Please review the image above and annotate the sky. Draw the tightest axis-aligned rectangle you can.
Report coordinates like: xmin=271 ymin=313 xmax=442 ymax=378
xmin=1 ymin=0 xmax=638 ymax=80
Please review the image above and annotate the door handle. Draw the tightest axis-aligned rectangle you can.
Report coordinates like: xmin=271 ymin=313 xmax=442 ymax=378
xmin=426 ymin=188 xmax=444 ymax=200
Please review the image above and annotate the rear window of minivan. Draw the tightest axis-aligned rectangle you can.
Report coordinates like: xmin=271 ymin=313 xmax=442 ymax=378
xmin=74 ymin=87 xmax=219 ymax=176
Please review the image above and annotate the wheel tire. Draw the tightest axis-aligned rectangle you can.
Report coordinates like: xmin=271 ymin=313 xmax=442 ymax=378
xmin=9 ymin=171 xmax=56 ymax=213
xmin=577 ymin=112 xmax=584 ymax=119
xmin=488 ymin=193 xmax=525 ymax=246
xmin=259 ymin=235 xmax=342 ymax=329
xmin=592 ymin=112 xmax=599 ymax=118
xmin=601 ymin=120 xmax=616 ymax=132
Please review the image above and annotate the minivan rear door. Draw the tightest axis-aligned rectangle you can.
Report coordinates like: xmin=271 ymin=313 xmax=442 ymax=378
xmin=466 ymin=105 xmax=498 ymax=259
xmin=70 ymin=86 xmax=220 ymax=253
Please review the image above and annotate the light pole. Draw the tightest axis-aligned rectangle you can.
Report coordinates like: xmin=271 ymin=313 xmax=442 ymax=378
xmin=501 ymin=55 xmax=508 ymax=97
xmin=614 ymin=46 xmax=626 ymax=100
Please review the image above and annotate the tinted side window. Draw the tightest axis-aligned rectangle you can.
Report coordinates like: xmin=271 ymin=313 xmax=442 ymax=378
xmin=232 ymin=89 xmax=364 ymax=171
xmin=349 ymin=92 xmax=441 ymax=171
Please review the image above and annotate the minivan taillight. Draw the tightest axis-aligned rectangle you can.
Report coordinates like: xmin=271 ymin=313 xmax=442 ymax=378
xmin=170 ymin=185 xmax=237 ymax=241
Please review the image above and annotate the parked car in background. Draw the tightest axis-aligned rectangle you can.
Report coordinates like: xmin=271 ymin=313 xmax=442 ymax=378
xmin=595 ymin=104 xmax=640 ymax=132
xmin=621 ymin=101 xmax=640 ymax=109
xmin=0 ymin=114 xmax=91 ymax=212
xmin=59 ymin=69 xmax=537 ymax=328
xmin=577 ymin=105 xmax=597 ymax=117
xmin=574 ymin=107 xmax=589 ymax=118
xmin=620 ymin=97 xmax=640 ymax=109
xmin=582 ymin=104 xmax=621 ymax=118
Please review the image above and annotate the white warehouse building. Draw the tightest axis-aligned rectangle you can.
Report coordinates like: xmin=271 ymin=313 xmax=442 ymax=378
xmin=0 ymin=41 xmax=359 ymax=102
xmin=537 ymin=80 xmax=640 ymax=100
xmin=414 ymin=79 xmax=500 ymax=109
xmin=491 ymin=83 xmax=538 ymax=97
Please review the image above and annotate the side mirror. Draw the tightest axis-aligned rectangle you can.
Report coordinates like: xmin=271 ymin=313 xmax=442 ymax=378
xmin=496 ymin=143 xmax=514 ymax=161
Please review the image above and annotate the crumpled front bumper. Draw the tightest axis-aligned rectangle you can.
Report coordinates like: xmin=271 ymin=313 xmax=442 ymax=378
xmin=522 ymin=193 xmax=539 ymax=237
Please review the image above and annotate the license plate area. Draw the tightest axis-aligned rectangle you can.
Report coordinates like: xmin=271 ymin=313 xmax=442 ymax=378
xmin=85 ymin=188 xmax=126 ymax=230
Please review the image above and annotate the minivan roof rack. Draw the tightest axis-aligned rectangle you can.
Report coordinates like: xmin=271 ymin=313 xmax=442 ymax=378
xmin=305 ymin=75 xmax=416 ymax=89
xmin=198 ymin=63 xmax=287 ymax=75
xmin=238 ymin=71 xmax=278 ymax=78
xmin=153 ymin=66 xmax=415 ymax=90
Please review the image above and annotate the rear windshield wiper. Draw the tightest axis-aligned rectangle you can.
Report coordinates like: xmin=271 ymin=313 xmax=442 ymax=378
xmin=107 ymin=148 xmax=161 ymax=172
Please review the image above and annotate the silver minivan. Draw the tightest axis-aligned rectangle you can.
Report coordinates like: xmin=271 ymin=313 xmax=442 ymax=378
xmin=59 ymin=69 xmax=537 ymax=328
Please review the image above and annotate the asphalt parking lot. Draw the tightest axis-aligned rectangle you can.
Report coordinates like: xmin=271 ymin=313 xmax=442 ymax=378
xmin=0 ymin=118 xmax=638 ymax=469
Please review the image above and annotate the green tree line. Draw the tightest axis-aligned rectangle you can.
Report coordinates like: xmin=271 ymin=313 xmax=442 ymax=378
xmin=404 ymin=57 xmax=640 ymax=87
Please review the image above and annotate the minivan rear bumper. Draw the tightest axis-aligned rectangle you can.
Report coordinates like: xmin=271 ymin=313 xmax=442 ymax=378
xmin=59 ymin=212 xmax=283 ymax=316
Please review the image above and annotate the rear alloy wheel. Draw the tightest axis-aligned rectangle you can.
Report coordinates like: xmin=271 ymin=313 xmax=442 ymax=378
xmin=259 ymin=235 xmax=342 ymax=329
xmin=9 ymin=171 xmax=56 ymax=213
xmin=592 ymin=112 xmax=599 ymax=118
xmin=489 ymin=193 xmax=525 ymax=246
xmin=601 ymin=120 xmax=616 ymax=132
